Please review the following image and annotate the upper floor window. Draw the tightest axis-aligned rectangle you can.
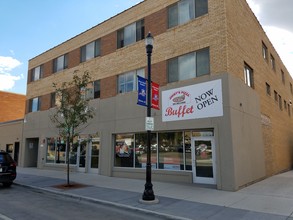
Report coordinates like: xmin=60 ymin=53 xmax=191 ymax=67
xmin=266 ymin=82 xmax=271 ymax=96
xmin=80 ymin=80 xmax=101 ymax=100
xmin=244 ymin=63 xmax=254 ymax=88
xmin=117 ymin=19 xmax=145 ymax=49
xmin=118 ymin=69 xmax=145 ymax=93
xmin=29 ymin=97 xmax=41 ymax=112
xmin=168 ymin=0 xmax=208 ymax=28
xmin=262 ymin=42 xmax=268 ymax=61
xmin=94 ymin=80 xmax=101 ymax=99
xmin=278 ymin=95 xmax=283 ymax=110
xmin=281 ymin=70 xmax=285 ymax=84
xmin=290 ymin=83 xmax=293 ymax=95
xmin=31 ymin=65 xmax=43 ymax=82
xmin=270 ymin=54 xmax=275 ymax=71
xmin=168 ymin=47 xmax=210 ymax=83
xmin=81 ymin=39 xmax=101 ymax=62
xmin=274 ymin=90 xmax=278 ymax=102
xmin=50 ymin=93 xmax=56 ymax=108
xmin=53 ymin=54 xmax=68 ymax=73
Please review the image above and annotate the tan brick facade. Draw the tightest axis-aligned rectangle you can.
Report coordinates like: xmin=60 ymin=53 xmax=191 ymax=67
xmin=25 ymin=0 xmax=293 ymax=181
xmin=0 ymin=91 xmax=25 ymax=123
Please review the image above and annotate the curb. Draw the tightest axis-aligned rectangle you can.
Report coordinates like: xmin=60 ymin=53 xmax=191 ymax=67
xmin=14 ymin=183 xmax=192 ymax=220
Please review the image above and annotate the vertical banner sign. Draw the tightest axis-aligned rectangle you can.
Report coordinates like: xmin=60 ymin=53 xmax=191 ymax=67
xmin=151 ymin=82 xmax=160 ymax=110
xmin=137 ymin=75 xmax=147 ymax=107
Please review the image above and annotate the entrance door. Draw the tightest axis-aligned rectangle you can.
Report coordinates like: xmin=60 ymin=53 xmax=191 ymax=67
xmin=14 ymin=142 xmax=20 ymax=164
xmin=88 ymin=138 xmax=100 ymax=173
xmin=77 ymin=141 xmax=87 ymax=172
xmin=191 ymin=137 xmax=216 ymax=184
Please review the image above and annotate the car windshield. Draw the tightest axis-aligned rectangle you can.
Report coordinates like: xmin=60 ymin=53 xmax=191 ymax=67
xmin=0 ymin=154 xmax=13 ymax=163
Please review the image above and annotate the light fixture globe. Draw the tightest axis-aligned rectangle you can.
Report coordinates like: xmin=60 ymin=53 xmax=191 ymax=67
xmin=145 ymin=32 xmax=154 ymax=47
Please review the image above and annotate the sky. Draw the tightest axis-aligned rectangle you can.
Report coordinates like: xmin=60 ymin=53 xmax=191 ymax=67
xmin=0 ymin=0 xmax=293 ymax=95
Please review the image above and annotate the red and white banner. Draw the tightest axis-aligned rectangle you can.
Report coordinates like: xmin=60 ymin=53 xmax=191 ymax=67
xmin=162 ymin=79 xmax=223 ymax=122
xmin=151 ymin=82 xmax=160 ymax=110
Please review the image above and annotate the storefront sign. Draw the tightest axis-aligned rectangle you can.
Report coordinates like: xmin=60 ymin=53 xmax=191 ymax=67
xmin=162 ymin=79 xmax=223 ymax=122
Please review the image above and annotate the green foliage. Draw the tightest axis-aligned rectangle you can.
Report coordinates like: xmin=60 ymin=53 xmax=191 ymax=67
xmin=50 ymin=70 xmax=95 ymax=140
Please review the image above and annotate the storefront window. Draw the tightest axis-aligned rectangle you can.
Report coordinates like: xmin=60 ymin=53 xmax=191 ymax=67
xmin=158 ymin=132 xmax=184 ymax=170
xmin=115 ymin=134 xmax=134 ymax=167
xmin=46 ymin=137 xmax=66 ymax=164
xmin=184 ymin=131 xmax=192 ymax=170
xmin=56 ymin=142 xmax=66 ymax=164
xmin=46 ymin=138 xmax=56 ymax=163
xmin=113 ymin=130 xmax=213 ymax=171
xmin=70 ymin=140 xmax=78 ymax=165
xmin=135 ymin=133 xmax=157 ymax=169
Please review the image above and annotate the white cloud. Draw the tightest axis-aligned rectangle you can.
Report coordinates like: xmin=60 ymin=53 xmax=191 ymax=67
xmin=0 ymin=56 xmax=23 ymax=91
xmin=247 ymin=0 xmax=293 ymax=76
xmin=0 ymin=74 xmax=21 ymax=91
xmin=0 ymin=56 xmax=22 ymax=72
xmin=264 ymin=26 xmax=293 ymax=74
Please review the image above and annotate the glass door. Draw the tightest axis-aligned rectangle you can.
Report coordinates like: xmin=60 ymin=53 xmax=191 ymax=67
xmin=89 ymin=138 xmax=100 ymax=173
xmin=77 ymin=140 xmax=87 ymax=172
xmin=191 ymin=137 xmax=216 ymax=184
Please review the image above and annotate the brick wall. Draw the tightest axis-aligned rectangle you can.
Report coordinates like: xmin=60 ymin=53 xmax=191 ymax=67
xmin=225 ymin=0 xmax=293 ymax=175
xmin=101 ymin=32 xmax=117 ymax=56
xmin=0 ymin=92 xmax=25 ymax=123
xmin=101 ymin=76 xmax=117 ymax=99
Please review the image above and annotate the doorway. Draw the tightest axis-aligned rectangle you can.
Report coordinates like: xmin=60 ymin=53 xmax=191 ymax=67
xmin=77 ymin=138 xmax=100 ymax=173
xmin=25 ymin=138 xmax=39 ymax=167
xmin=191 ymin=137 xmax=216 ymax=184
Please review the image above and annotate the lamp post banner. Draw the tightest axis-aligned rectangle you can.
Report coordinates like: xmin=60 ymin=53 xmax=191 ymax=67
xmin=151 ymin=82 xmax=160 ymax=110
xmin=137 ymin=75 xmax=147 ymax=107
xmin=162 ymin=79 xmax=223 ymax=122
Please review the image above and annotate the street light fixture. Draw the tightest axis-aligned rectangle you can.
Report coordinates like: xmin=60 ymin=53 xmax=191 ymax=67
xmin=142 ymin=32 xmax=156 ymax=202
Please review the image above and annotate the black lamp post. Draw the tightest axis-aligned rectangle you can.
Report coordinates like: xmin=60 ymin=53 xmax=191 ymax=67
xmin=142 ymin=32 xmax=156 ymax=201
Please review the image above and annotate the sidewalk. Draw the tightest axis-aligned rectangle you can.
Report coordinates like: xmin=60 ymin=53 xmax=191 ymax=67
xmin=14 ymin=167 xmax=293 ymax=220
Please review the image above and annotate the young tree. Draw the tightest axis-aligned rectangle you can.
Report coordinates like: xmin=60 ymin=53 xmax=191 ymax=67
xmin=50 ymin=70 xmax=95 ymax=186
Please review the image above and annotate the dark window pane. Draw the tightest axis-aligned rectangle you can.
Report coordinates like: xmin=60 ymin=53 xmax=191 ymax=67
xmin=136 ymin=19 xmax=145 ymax=41
xmin=168 ymin=4 xmax=178 ymax=28
xmin=95 ymin=40 xmax=101 ymax=57
xmin=50 ymin=93 xmax=56 ymax=108
xmin=196 ymin=47 xmax=210 ymax=76
xmin=195 ymin=0 xmax=208 ymax=17
xmin=94 ymin=80 xmax=100 ymax=98
xmin=168 ymin=58 xmax=179 ymax=83
xmin=64 ymin=54 xmax=68 ymax=69
xmin=117 ymin=29 xmax=124 ymax=48
xmin=53 ymin=59 xmax=57 ymax=73
xmin=81 ymin=45 xmax=86 ymax=62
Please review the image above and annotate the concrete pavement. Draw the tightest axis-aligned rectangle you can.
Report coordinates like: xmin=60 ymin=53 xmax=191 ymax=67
xmin=13 ymin=167 xmax=293 ymax=220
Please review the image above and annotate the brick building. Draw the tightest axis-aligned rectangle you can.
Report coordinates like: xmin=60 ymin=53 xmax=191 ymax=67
xmin=21 ymin=0 xmax=293 ymax=191
xmin=0 ymin=91 xmax=25 ymax=123
xmin=0 ymin=91 xmax=25 ymax=163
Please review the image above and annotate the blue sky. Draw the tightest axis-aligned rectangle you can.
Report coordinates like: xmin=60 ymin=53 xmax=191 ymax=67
xmin=1 ymin=0 xmax=293 ymax=95
xmin=0 ymin=0 xmax=142 ymax=94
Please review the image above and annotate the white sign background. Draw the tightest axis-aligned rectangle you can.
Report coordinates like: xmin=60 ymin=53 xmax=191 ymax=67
xmin=162 ymin=79 xmax=223 ymax=122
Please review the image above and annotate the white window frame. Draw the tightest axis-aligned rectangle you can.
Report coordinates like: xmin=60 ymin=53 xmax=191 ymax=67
xmin=244 ymin=64 xmax=254 ymax=88
xmin=118 ymin=69 xmax=145 ymax=94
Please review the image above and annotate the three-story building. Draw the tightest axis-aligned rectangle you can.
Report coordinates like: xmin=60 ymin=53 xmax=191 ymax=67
xmin=21 ymin=0 xmax=293 ymax=191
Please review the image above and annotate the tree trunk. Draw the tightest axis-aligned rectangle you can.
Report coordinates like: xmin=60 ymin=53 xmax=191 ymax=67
xmin=66 ymin=133 xmax=70 ymax=186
